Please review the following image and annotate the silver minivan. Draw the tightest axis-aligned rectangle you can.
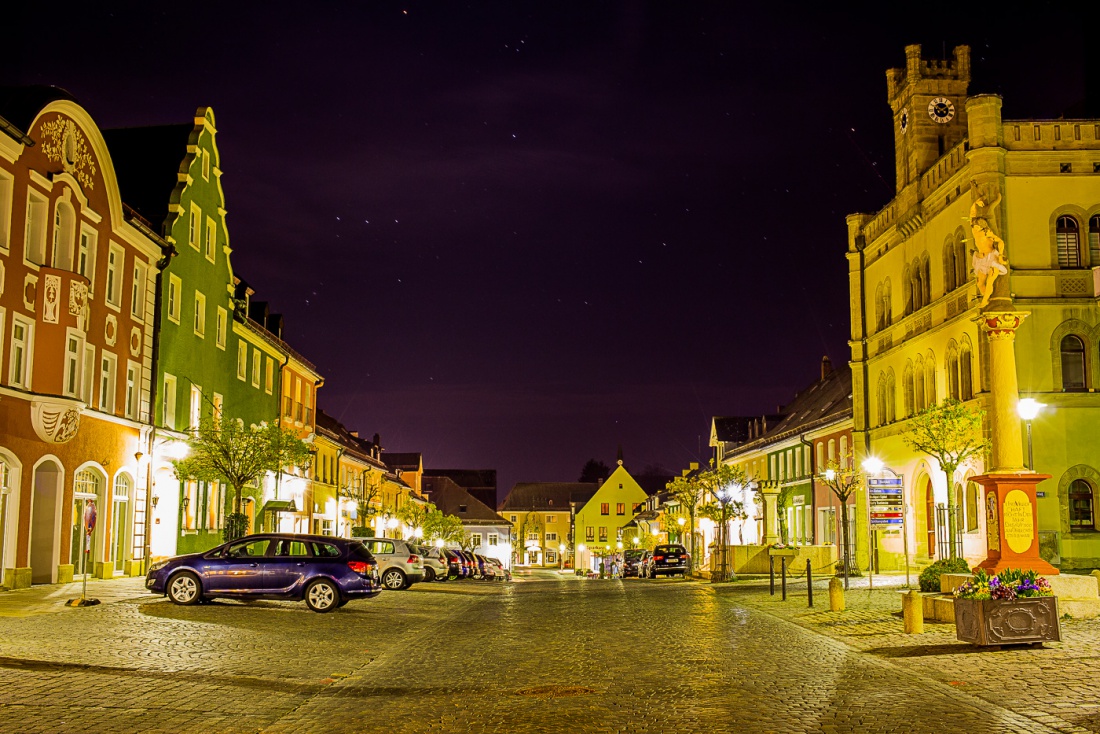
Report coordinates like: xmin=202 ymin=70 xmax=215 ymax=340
xmin=352 ymin=537 xmax=425 ymax=590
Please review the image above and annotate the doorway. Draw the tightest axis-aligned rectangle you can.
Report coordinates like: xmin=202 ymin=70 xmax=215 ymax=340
xmin=30 ymin=460 xmax=62 ymax=584
xmin=71 ymin=468 xmax=103 ymax=578
xmin=111 ymin=474 xmax=132 ymax=574
xmin=924 ymin=477 xmax=936 ymax=558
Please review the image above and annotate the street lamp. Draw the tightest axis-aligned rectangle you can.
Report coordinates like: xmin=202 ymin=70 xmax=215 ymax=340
xmin=434 ymin=538 xmax=444 ymax=548
xmin=1017 ymin=398 xmax=1044 ymax=471
xmin=677 ymin=515 xmax=686 ymax=544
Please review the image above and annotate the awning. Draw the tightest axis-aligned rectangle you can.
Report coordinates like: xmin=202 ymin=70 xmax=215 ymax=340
xmin=260 ymin=499 xmax=298 ymax=515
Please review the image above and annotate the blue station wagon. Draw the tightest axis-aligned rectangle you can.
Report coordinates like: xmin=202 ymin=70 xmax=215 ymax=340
xmin=146 ymin=534 xmax=382 ymax=612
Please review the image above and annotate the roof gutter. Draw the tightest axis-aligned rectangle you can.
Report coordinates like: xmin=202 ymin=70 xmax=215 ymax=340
xmin=0 ymin=115 xmax=33 ymax=146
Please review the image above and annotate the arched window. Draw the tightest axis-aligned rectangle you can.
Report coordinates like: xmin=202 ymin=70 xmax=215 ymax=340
xmin=959 ymin=338 xmax=974 ymax=400
xmin=1090 ymin=215 xmax=1100 ymax=267
xmin=885 ymin=369 xmax=896 ymax=423
xmin=954 ymin=483 xmax=964 ymax=533
xmin=827 ymin=439 xmax=836 ymax=462
xmin=946 ymin=345 xmax=960 ymax=400
xmin=1061 ymin=334 xmax=1087 ymax=391
xmin=966 ymin=481 xmax=979 ymax=532
xmin=874 ymin=284 xmax=884 ymax=332
xmin=903 ymin=362 xmax=915 ymax=416
xmin=943 ymin=237 xmax=957 ymax=292
xmin=1057 ymin=215 xmax=1082 ymax=269
xmin=816 ymin=442 xmax=823 ymax=470
xmin=902 ymin=266 xmax=913 ymax=315
xmin=914 ymin=356 xmax=926 ymax=411
xmin=883 ymin=279 xmax=892 ymax=326
xmin=912 ymin=261 xmax=924 ymax=311
xmin=925 ymin=353 xmax=937 ymax=407
xmin=955 ymin=231 xmax=969 ymax=288
xmin=52 ymin=200 xmax=76 ymax=271
xmin=876 ymin=372 xmax=887 ymax=426
xmin=1069 ymin=479 xmax=1095 ymax=530
xmin=921 ymin=255 xmax=932 ymax=306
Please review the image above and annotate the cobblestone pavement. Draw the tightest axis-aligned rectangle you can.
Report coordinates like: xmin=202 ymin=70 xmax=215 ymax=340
xmin=723 ymin=573 xmax=1100 ymax=734
xmin=0 ymin=574 xmax=1085 ymax=733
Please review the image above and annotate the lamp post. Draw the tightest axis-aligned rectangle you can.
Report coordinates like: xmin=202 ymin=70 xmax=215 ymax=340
xmin=1017 ymin=398 xmax=1043 ymax=471
xmin=578 ymin=543 xmax=587 ymax=574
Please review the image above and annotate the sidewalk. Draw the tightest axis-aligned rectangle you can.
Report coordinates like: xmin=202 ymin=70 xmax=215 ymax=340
xmin=717 ymin=573 xmax=1100 ymax=734
xmin=0 ymin=576 xmax=149 ymax=618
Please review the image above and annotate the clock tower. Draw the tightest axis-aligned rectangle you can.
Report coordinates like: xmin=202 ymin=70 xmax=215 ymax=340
xmin=887 ymin=44 xmax=970 ymax=193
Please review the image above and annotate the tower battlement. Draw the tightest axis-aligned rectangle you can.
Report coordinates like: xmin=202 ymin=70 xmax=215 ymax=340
xmin=887 ymin=45 xmax=971 ymax=101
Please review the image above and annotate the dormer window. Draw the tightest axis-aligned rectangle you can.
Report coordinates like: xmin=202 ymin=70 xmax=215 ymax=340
xmin=459 ymin=504 xmax=467 ymax=513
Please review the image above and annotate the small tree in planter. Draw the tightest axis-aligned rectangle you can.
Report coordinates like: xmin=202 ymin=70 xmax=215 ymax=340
xmin=904 ymin=398 xmax=990 ymax=560
xmin=173 ymin=418 xmax=312 ymax=542
xmin=819 ymin=449 xmax=864 ymax=589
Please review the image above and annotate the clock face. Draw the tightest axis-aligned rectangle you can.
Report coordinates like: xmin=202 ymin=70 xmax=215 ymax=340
xmin=900 ymin=109 xmax=909 ymax=133
xmin=927 ymin=97 xmax=955 ymax=124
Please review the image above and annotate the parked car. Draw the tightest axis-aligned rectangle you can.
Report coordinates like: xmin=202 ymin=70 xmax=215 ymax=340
xmin=475 ymin=554 xmax=497 ymax=580
xmin=146 ymin=534 xmax=381 ymax=613
xmin=443 ymin=549 xmax=468 ymax=580
xmin=485 ymin=556 xmax=511 ymax=581
xmin=623 ymin=549 xmax=650 ymax=578
xmin=351 ymin=536 xmax=425 ymax=590
xmin=456 ymin=550 xmax=479 ymax=578
xmin=645 ymin=544 xmax=691 ymax=578
xmin=416 ymin=545 xmax=449 ymax=582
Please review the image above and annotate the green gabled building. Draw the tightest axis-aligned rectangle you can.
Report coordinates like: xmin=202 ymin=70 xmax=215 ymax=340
xmin=106 ymin=108 xmax=284 ymax=558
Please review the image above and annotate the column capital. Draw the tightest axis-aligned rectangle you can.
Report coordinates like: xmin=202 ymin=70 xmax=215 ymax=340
xmin=978 ymin=311 xmax=1029 ymax=339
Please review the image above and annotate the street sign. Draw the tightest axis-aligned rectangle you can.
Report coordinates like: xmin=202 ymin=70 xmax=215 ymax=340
xmin=868 ymin=477 xmax=904 ymax=528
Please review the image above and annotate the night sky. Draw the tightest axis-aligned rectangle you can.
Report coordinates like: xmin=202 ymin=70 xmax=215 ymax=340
xmin=7 ymin=3 xmax=1090 ymax=498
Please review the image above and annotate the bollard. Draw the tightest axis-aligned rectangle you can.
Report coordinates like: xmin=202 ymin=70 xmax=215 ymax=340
xmin=828 ymin=576 xmax=845 ymax=612
xmin=806 ymin=559 xmax=814 ymax=608
xmin=781 ymin=558 xmax=787 ymax=601
xmin=769 ymin=555 xmax=775 ymax=596
xmin=903 ymin=589 xmax=924 ymax=634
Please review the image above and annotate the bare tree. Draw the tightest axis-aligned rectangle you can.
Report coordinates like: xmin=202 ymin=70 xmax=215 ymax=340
xmin=819 ymin=449 xmax=863 ymax=589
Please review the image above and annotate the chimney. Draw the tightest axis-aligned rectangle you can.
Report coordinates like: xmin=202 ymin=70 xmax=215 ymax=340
xmin=821 ymin=355 xmax=833 ymax=380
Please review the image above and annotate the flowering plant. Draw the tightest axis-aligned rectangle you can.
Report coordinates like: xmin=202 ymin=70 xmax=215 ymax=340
xmin=954 ymin=568 xmax=1053 ymax=601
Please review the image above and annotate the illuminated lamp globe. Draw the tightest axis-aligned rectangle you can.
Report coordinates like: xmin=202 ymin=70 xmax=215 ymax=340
xmin=677 ymin=517 xmax=686 ymax=527
xmin=1017 ymin=398 xmax=1043 ymax=421
xmin=862 ymin=457 xmax=884 ymax=475
xmin=824 ymin=469 xmax=836 ymax=482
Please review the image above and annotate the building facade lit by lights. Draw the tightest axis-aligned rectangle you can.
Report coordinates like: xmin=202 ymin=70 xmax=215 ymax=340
xmin=847 ymin=45 xmax=1100 ymax=570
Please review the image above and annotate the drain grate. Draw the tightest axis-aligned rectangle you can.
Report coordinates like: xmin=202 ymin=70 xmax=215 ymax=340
xmin=514 ymin=685 xmax=596 ymax=699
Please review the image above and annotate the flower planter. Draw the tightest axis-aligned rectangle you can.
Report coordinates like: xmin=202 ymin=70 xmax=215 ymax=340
xmin=953 ymin=596 xmax=1061 ymax=646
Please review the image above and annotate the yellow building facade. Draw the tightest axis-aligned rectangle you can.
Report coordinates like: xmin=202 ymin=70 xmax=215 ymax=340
xmin=848 ymin=45 xmax=1100 ymax=571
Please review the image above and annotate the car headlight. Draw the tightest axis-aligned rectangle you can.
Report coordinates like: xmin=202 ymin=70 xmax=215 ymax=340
xmin=148 ymin=560 xmax=170 ymax=573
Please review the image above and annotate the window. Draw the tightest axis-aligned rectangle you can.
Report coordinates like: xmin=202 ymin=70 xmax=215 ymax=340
xmin=632 ymin=503 xmax=644 ymax=514
xmin=162 ymin=374 xmax=177 ymax=427
xmin=24 ymin=190 xmax=47 ymax=265
xmin=914 ymin=357 xmax=926 ymax=409
xmin=925 ymin=356 xmax=937 ymax=407
xmin=510 ymin=515 xmax=517 ymax=523
xmin=81 ymin=345 xmax=95 ymax=404
xmin=201 ymin=149 xmax=210 ymax=180
xmin=125 ymin=362 xmax=139 ymax=420
xmin=193 ymin=291 xmax=206 ymax=337
xmin=598 ymin=527 xmax=608 ymax=542
xmin=8 ymin=316 xmax=31 ymax=389
xmin=265 ymin=357 xmax=274 ymax=394
xmin=130 ymin=262 xmax=146 ymax=319
xmin=77 ymin=229 xmax=96 ymax=291
xmin=212 ymin=392 xmax=223 ymax=425
xmin=189 ymin=385 xmax=201 ymax=431
xmin=204 ymin=217 xmax=216 ymax=262
xmin=167 ymin=274 xmax=181 ymax=323
xmin=885 ymin=370 xmax=896 ymax=423
xmin=1057 ymin=215 xmax=1081 ymax=268
xmin=1070 ymin=479 xmax=1095 ymax=530
xmin=585 ymin=526 xmax=594 ymax=542
xmin=0 ymin=171 xmax=11 ymax=251
xmin=63 ymin=333 xmax=81 ymax=397
xmin=959 ymin=343 xmax=974 ymax=400
xmin=189 ymin=203 xmax=201 ymax=249
xmin=1061 ymin=335 xmax=1087 ymax=391
xmin=1090 ymin=215 xmax=1100 ymax=266
xmin=903 ymin=362 xmax=915 ymax=416
xmin=546 ymin=532 xmax=557 ymax=542
xmin=600 ymin=503 xmax=609 ymax=515
xmin=106 ymin=245 xmax=124 ymax=307
xmin=251 ymin=349 xmax=261 ymax=388
xmin=616 ymin=503 xmax=625 ymax=515
xmin=237 ymin=341 xmax=247 ymax=380
xmin=943 ymin=236 xmax=957 ymax=292
xmin=947 ymin=347 xmax=960 ymax=400
xmin=52 ymin=201 xmax=76 ymax=270
xmin=99 ymin=352 xmax=117 ymax=413
xmin=966 ymin=482 xmax=979 ymax=532
xmin=470 ymin=533 xmax=482 ymax=548
xmin=827 ymin=440 xmax=835 ymax=462
xmin=488 ymin=534 xmax=498 ymax=546
xmin=816 ymin=443 xmax=823 ymax=470
xmin=215 ymin=307 xmax=227 ymax=349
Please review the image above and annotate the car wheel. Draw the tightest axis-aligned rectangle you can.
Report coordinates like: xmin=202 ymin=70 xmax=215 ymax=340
xmin=167 ymin=571 xmax=202 ymax=605
xmin=381 ymin=568 xmax=407 ymax=590
xmin=305 ymin=579 xmax=340 ymax=613
xmin=424 ymin=567 xmax=436 ymax=582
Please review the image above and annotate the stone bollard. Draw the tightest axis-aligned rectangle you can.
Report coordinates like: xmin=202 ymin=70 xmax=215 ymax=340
xmin=902 ymin=589 xmax=924 ymax=634
xmin=829 ymin=577 xmax=845 ymax=612
xmin=1091 ymin=569 xmax=1100 ymax=589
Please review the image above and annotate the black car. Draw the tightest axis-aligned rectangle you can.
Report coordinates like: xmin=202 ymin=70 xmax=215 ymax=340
xmin=645 ymin=544 xmax=690 ymax=578
xmin=622 ymin=549 xmax=650 ymax=577
xmin=443 ymin=549 xmax=467 ymax=580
